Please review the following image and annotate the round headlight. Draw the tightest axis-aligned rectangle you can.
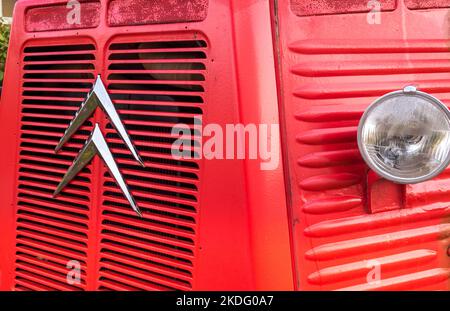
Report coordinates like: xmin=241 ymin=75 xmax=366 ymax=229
xmin=358 ymin=86 xmax=450 ymax=184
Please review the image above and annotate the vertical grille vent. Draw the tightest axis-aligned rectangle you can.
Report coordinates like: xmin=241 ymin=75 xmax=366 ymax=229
xmin=97 ymin=38 xmax=207 ymax=291
xmin=14 ymin=43 xmax=96 ymax=291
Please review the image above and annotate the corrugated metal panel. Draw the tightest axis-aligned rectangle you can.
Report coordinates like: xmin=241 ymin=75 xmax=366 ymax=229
xmin=290 ymin=0 xmax=397 ymax=17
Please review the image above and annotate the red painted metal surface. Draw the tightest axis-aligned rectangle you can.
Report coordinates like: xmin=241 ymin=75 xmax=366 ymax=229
xmin=0 ymin=0 xmax=292 ymax=290
xmin=108 ymin=0 xmax=209 ymax=26
xmin=273 ymin=0 xmax=450 ymax=290
xmin=25 ymin=1 xmax=101 ymax=32
xmin=290 ymin=0 xmax=396 ymax=17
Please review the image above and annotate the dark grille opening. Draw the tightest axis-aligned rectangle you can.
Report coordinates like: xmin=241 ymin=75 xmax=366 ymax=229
xmin=21 ymin=116 xmax=80 ymax=125
xmin=19 ymin=157 xmax=92 ymax=173
xmin=101 ymin=249 xmax=192 ymax=276
xmin=101 ymin=232 xmax=194 ymax=257
xmin=15 ymin=43 xmax=96 ymax=291
xmin=21 ymin=123 xmax=92 ymax=134
xmin=23 ymin=82 xmax=93 ymax=89
xmin=104 ymin=200 xmax=196 ymax=224
xmin=21 ymin=133 xmax=88 ymax=147
xmin=121 ymin=154 xmax=199 ymax=170
xmin=24 ymin=44 xmax=96 ymax=53
xmin=19 ymin=166 xmax=90 ymax=182
xmin=105 ymin=188 xmax=197 ymax=216
xmin=17 ymin=201 xmax=89 ymax=222
xmin=17 ymin=193 xmax=88 ymax=211
xmin=98 ymin=281 xmax=141 ymax=291
xmin=98 ymin=269 xmax=173 ymax=291
xmin=109 ymin=63 xmax=206 ymax=70
xmin=121 ymin=171 xmax=198 ymax=191
xmin=102 ymin=218 xmax=194 ymax=242
xmin=15 ymin=238 xmax=86 ymax=262
xmin=108 ymin=132 xmax=199 ymax=147
xmin=104 ymin=194 xmax=197 ymax=215
xmin=16 ymin=222 xmax=86 ymax=247
xmin=23 ymin=90 xmax=90 ymax=98
xmin=111 ymin=113 xmax=201 ymax=125
xmin=109 ymin=142 xmax=200 ymax=159
xmin=15 ymin=268 xmax=85 ymax=291
xmin=24 ymin=54 xmax=95 ymax=62
xmin=20 ymin=141 xmax=85 ymax=154
xmin=109 ymin=83 xmax=204 ymax=92
xmin=107 ymin=122 xmax=202 ymax=137
xmin=17 ymin=244 xmax=87 ymax=266
xmin=109 ymin=40 xmax=207 ymax=50
xmin=22 ymin=108 xmax=83 ymax=117
xmin=16 ymin=252 xmax=87 ymax=277
xmin=23 ymin=99 xmax=92 ymax=108
xmin=18 ymin=184 xmax=89 ymax=201
xmin=19 ymin=175 xmax=90 ymax=192
xmin=104 ymin=191 xmax=197 ymax=215
xmin=24 ymin=73 xmax=95 ymax=80
xmin=108 ymin=73 xmax=205 ymax=81
xmin=16 ymin=234 xmax=86 ymax=257
xmin=114 ymin=104 xmax=203 ymax=114
xmin=105 ymin=179 xmax=196 ymax=201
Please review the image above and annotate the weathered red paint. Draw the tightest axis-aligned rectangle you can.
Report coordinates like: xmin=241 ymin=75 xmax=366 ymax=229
xmin=290 ymin=0 xmax=396 ymax=17
xmin=108 ymin=0 xmax=209 ymax=26
xmin=26 ymin=1 xmax=101 ymax=32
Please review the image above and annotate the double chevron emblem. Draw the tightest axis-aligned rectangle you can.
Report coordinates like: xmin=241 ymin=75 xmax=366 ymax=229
xmin=53 ymin=75 xmax=145 ymax=217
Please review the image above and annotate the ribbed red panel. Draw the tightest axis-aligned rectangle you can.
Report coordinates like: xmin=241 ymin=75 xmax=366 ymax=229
xmin=108 ymin=0 xmax=208 ymax=26
xmin=276 ymin=0 xmax=450 ymax=290
xmin=25 ymin=1 xmax=101 ymax=32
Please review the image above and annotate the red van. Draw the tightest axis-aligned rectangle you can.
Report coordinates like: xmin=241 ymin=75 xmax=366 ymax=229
xmin=0 ymin=0 xmax=449 ymax=291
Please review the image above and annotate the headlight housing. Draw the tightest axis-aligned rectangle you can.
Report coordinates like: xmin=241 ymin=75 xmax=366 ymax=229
xmin=358 ymin=86 xmax=450 ymax=184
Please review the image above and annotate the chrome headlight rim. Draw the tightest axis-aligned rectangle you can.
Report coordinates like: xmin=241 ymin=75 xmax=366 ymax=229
xmin=357 ymin=86 xmax=450 ymax=184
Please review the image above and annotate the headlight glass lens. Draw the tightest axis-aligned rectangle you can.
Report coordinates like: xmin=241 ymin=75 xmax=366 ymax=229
xmin=358 ymin=87 xmax=450 ymax=184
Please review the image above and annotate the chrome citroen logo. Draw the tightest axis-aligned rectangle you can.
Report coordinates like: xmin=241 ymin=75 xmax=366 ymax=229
xmin=53 ymin=75 xmax=145 ymax=217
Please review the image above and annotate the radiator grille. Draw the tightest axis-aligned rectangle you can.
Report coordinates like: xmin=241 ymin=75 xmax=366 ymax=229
xmin=13 ymin=36 xmax=205 ymax=291
xmin=14 ymin=43 xmax=96 ymax=291
xmin=97 ymin=38 xmax=206 ymax=290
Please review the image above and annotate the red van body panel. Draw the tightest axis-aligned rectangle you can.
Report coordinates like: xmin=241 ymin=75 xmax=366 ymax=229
xmin=0 ymin=0 xmax=293 ymax=291
xmin=274 ymin=0 xmax=450 ymax=290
